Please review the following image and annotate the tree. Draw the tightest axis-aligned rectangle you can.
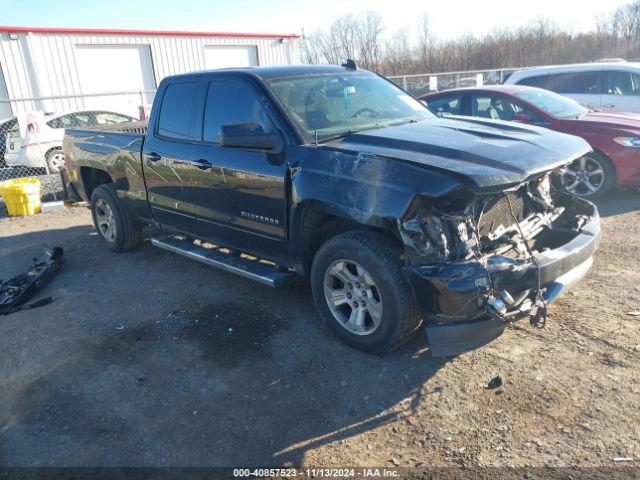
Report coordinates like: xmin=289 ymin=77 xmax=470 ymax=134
xmin=301 ymin=0 xmax=640 ymax=76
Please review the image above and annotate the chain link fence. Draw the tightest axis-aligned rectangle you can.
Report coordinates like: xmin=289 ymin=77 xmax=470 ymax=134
xmin=0 ymin=90 xmax=155 ymax=216
xmin=388 ymin=67 xmax=525 ymax=97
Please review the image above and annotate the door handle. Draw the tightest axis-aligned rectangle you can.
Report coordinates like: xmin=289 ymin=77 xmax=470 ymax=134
xmin=147 ymin=152 xmax=161 ymax=162
xmin=602 ymin=103 xmax=615 ymax=108
xmin=195 ymin=159 xmax=212 ymax=170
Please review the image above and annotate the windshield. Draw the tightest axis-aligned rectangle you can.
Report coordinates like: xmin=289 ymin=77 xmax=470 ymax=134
xmin=514 ymin=88 xmax=589 ymax=119
xmin=266 ymin=72 xmax=434 ymax=142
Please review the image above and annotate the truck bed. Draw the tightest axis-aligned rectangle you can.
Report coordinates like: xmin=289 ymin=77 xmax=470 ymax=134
xmin=62 ymin=121 xmax=149 ymax=206
xmin=82 ymin=120 xmax=148 ymax=134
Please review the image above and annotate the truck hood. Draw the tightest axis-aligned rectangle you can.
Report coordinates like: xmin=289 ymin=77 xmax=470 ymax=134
xmin=328 ymin=116 xmax=591 ymax=191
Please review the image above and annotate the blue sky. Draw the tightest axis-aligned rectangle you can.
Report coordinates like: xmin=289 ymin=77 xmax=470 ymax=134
xmin=0 ymin=0 xmax=630 ymax=39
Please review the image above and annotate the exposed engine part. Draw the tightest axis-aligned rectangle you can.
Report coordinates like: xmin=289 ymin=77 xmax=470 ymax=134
xmin=423 ymin=216 xmax=451 ymax=258
xmin=399 ymin=204 xmax=478 ymax=265
xmin=484 ymin=290 xmax=516 ymax=321
xmin=528 ymin=174 xmax=554 ymax=209
xmin=401 ymin=174 xmax=565 ymax=263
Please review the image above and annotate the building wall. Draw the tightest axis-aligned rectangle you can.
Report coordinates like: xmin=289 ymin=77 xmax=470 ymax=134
xmin=0 ymin=30 xmax=301 ymax=117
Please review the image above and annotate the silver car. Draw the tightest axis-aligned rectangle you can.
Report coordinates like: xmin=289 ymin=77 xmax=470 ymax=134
xmin=505 ymin=61 xmax=640 ymax=114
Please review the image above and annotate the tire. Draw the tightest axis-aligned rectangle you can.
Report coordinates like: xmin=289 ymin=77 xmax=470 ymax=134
xmin=45 ymin=148 xmax=66 ymax=173
xmin=560 ymin=152 xmax=616 ymax=198
xmin=90 ymin=185 xmax=142 ymax=252
xmin=310 ymin=230 xmax=421 ymax=354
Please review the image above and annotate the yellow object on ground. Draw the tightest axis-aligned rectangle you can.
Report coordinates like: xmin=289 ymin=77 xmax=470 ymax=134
xmin=0 ymin=178 xmax=42 ymax=216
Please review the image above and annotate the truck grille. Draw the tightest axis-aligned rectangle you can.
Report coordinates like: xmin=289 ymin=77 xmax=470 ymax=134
xmin=478 ymin=192 xmax=526 ymax=236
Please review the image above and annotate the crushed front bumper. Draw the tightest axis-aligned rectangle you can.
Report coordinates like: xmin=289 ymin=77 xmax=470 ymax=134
xmin=404 ymin=198 xmax=600 ymax=357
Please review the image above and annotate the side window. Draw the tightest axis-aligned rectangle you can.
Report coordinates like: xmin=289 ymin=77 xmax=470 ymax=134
xmin=517 ymin=74 xmax=554 ymax=89
xmin=94 ymin=112 xmax=134 ymax=125
xmin=470 ymin=95 xmax=500 ymax=119
xmin=202 ymin=80 xmax=272 ymax=144
xmin=471 ymin=94 xmax=541 ymax=122
xmin=46 ymin=118 xmax=62 ymax=129
xmin=157 ymin=82 xmax=198 ymax=140
xmin=48 ymin=112 xmax=92 ymax=129
xmin=554 ymin=71 xmax=602 ymax=94
xmin=425 ymin=95 xmax=462 ymax=117
xmin=606 ymin=71 xmax=640 ymax=96
xmin=56 ymin=113 xmax=91 ymax=128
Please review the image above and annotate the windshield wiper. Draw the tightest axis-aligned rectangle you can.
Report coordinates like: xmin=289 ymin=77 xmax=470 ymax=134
xmin=316 ymin=118 xmax=425 ymax=144
xmin=316 ymin=129 xmax=359 ymax=144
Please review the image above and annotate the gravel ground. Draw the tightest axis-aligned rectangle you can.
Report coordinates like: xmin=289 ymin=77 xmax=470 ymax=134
xmin=0 ymin=191 xmax=639 ymax=471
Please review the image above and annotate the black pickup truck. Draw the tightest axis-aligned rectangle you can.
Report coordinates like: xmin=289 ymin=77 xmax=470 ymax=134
xmin=62 ymin=64 xmax=600 ymax=356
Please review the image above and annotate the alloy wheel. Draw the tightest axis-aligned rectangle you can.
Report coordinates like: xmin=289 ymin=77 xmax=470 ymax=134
xmin=323 ymin=259 xmax=383 ymax=336
xmin=94 ymin=199 xmax=116 ymax=242
xmin=561 ymin=155 xmax=604 ymax=196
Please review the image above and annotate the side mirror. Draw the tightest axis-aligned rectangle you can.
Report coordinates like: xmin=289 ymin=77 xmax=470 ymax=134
xmin=219 ymin=122 xmax=282 ymax=151
xmin=512 ymin=113 xmax=533 ymax=124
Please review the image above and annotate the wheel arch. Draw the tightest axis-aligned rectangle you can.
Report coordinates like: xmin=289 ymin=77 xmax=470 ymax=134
xmin=590 ymin=149 xmax=618 ymax=183
xmin=80 ymin=166 xmax=114 ymax=200
xmin=293 ymin=201 xmax=403 ymax=276
xmin=44 ymin=145 xmax=62 ymax=157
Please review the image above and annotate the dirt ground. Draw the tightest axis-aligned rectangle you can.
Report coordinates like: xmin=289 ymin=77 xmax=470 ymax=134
xmin=1 ymin=191 xmax=639 ymax=470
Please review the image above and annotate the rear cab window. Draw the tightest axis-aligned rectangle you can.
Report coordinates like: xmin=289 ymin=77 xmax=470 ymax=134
xmin=425 ymin=95 xmax=462 ymax=117
xmin=157 ymin=81 xmax=199 ymax=140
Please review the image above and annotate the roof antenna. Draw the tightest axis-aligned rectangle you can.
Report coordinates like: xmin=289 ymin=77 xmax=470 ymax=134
xmin=341 ymin=59 xmax=357 ymax=70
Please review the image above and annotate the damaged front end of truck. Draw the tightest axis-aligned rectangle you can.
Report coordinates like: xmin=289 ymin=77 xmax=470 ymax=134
xmin=398 ymin=173 xmax=600 ymax=356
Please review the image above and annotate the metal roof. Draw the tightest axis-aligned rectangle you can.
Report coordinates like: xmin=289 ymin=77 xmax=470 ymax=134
xmin=0 ymin=25 xmax=299 ymax=39
xmin=422 ymin=85 xmax=529 ymax=97
xmin=168 ymin=64 xmax=367 ymax=81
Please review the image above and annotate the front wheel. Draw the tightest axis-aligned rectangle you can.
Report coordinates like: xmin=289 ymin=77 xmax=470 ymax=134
xmin=310 ymin=230 xmax=421 ymax=354
xmin=560 ymin=152 xmax=616 ymax=198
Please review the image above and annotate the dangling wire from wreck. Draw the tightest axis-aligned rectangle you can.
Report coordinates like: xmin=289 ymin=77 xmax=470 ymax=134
xmin=505 ymin=195 xmax=547 ymax=328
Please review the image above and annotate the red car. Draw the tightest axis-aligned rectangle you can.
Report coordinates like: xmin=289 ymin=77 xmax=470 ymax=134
xmin=421 ymin=85 xmax=640 ymax=197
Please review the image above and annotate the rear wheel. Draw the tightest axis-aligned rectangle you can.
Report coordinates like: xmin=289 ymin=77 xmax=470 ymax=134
xmin=90 ymin=185 xmax=142 ymax=252
xmin=311 ymin=230 xmax=421 ymax=354
xmin=560 ymin=152 xmax=616 ymax=198
xmin=45 ymin=148 xmax=65 ymax=172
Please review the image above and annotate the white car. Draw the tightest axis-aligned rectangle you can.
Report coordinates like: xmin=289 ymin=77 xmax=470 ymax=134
xmin=4 ymin=110 xmax=136 ymax=172
xmin=505 ymin=61 xmax=640 ymax=114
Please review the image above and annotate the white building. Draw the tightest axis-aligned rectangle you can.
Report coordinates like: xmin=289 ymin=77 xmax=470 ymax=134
xmin=0 ymin=26 xmax=301 ymax=118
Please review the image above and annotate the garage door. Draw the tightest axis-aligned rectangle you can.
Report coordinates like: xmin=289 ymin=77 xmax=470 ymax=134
xmin=204 ymin=45 xmax=258 ymax=70
xmin=0 ymin=64 xmax=11 ymax=119
xmin=74 ymin=45 xmax=156 ymax=117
